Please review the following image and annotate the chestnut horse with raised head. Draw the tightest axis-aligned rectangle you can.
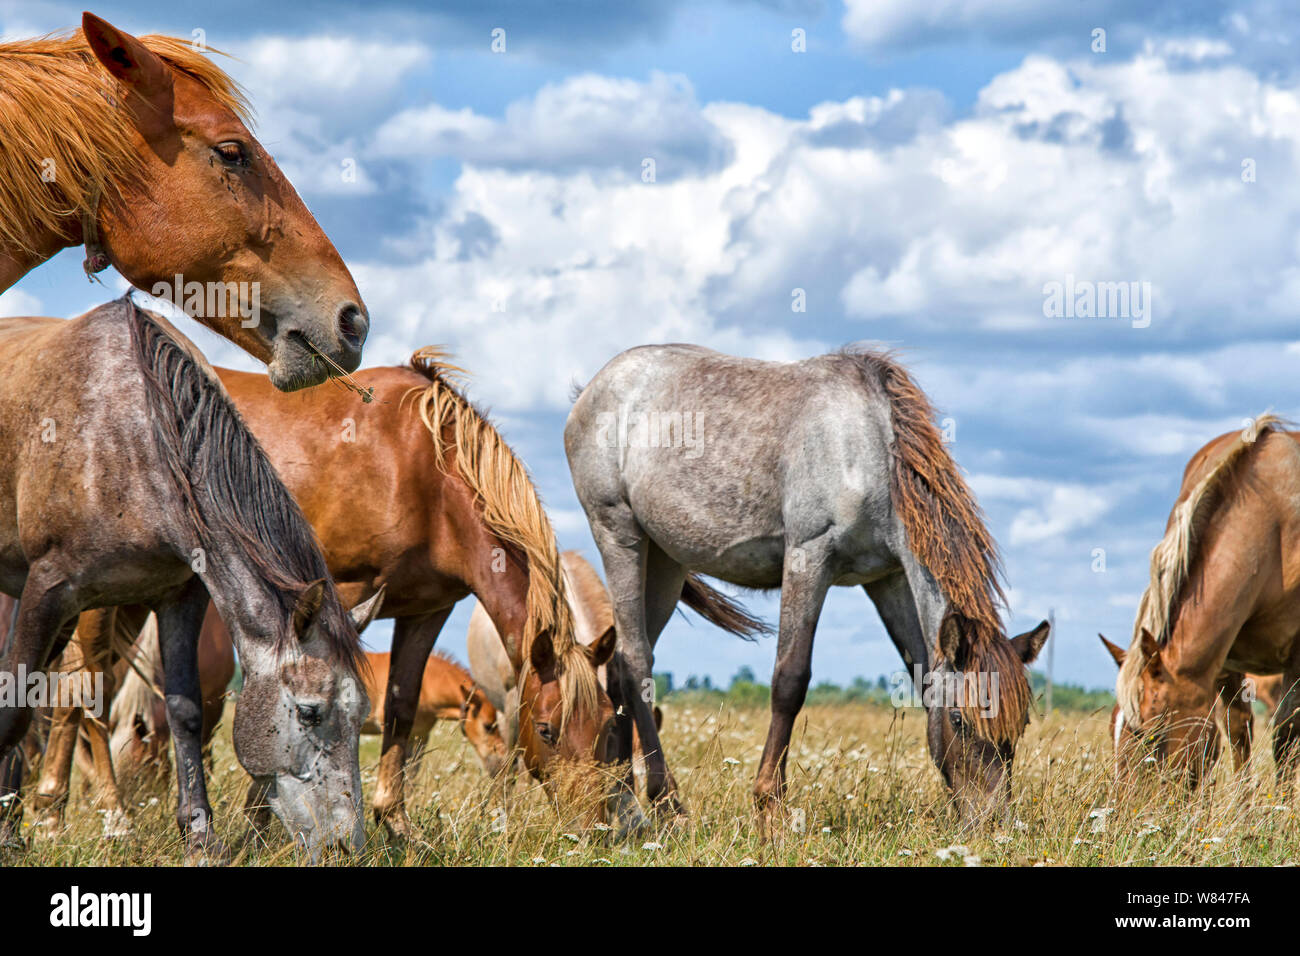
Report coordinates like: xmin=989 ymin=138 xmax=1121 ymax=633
xmin=37 ymin=348 xmax=628 ymax=839
xmin=0 ymin=14 xmax=368 ymax=388
xmin=1116 ymin=414 xmax=1300 ymax=789
xmin=566 ymin=344 xmax=1050 ymax=831
xmin=0 ymin=300 xmax=377 ymax=860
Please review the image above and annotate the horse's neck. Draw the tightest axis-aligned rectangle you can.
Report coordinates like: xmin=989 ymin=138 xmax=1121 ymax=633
xmin=198 ymin=554 xmax=283 ymax=658
xmin=462 ymin=553 xmax=531 ymax=673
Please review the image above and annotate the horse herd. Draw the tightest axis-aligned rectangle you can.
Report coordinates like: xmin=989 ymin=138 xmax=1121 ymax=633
xmin=0 ymin=15 xmax=1293 ymax=864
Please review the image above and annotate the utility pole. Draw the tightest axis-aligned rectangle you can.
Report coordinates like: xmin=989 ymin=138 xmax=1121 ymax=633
xmin=1045 ymin=607 xmax=1056 ymax=715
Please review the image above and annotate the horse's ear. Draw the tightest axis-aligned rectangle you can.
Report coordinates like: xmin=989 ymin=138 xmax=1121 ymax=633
xmin=529 ymin=632 xmax=556 ymax=675
xmin=292 ymin=579 xmax=327 ymax=640
xmin=458 ymin=683 xmax=478 ymax=719
xmin=1139 ymin=628 xmax=1163 ymax=674
xmin=936 ymin=613 xmax=962 ymax=663
xmin=1099 ymin=634 xmax=1127 ymax=669
xmin=349 ymin=586 xmax=386 ymax=634
xmin=1010 ymin=620 xmax=1050 ymax=664
xmin=585 ymin=625 xmax=617 ymax=668
xmin=82 ymin=14 xmax=170 ymax=97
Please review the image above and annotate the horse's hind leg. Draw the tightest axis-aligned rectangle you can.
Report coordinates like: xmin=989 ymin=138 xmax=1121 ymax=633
xmin=155 ymin=579 xmax=225 ymax=863
xmin=32 ymin=610 xmax=129 ymax=838
xmin=753 ymin=541 xmax=832 ymax=839
xmin=374 ymin=608 xmax=451 ymax=841
xmin=593 ymin=518 xmax=685 ymax=822
xmin=1272 ymin=671 xmax=1300 ymax=791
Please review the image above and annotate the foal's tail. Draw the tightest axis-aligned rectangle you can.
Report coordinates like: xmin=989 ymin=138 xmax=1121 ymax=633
xmin=680 ymin=573 xmax=771 ymax=641
xmin=108 ymin=615 xmax=163 ymax=760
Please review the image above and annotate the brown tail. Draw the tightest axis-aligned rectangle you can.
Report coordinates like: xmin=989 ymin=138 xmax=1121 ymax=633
xmin=680 ymin=573 xmax=771 ymax=641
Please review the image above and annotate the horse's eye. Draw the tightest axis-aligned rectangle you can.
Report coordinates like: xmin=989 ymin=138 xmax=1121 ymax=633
xmin=948 ymin=709 xmax=964 ymax=731
xmin=213 ymin=141 xmax=249 ymax=167
xmin=485 ymin=723 xmax=497 ymax=733
xmin=536 ymin=722 xmax=557 ymax=745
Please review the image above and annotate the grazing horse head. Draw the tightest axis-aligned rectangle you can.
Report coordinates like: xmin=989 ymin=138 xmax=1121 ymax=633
xmin=926 ymin=613 xmax=1050 ymax=825
xmin=406 ymin=348 xmax=620 ymax=826
xmin=518 ymin=625 xmax=619 ymax=825
xmin=1122 ymin=628 xmax=1221 ymax=787
xmin=457 ymin=683 xmax=510 ymax=778
xmin=1098 ymin=633 xmax=1153 ymax=781
xmin=233 ymin=586 xmax=382 ymax=857
xmin=125 ymin=302 xmax=376 ymax=857
xmin=0 ymin=14 xmax=367 ymax=389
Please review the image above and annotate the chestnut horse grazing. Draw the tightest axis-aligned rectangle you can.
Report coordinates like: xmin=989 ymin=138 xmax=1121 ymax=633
xmin=567 ymin=344 xmax=1050 ymax=830
xmin=468 ymin=550 xmax=674 ymax=815
xmin=0 ymin=15 xmax=368 ymax=388
xmin=1100 ymin=635 xmax=1263 ymax=781
xmin=0 ymin=300 xmax=377 ymax=860
xmin=38 ymin=348 xmax=623 ymax=838
xmin=360 ymin=651 xmax=509 ymax=778
xmin=1116 ymin=414 xmax=1300 ymax=788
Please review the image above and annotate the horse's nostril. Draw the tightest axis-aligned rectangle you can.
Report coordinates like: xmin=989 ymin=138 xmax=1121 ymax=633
xmin=336 ymin=304 xmax=367 ymax=352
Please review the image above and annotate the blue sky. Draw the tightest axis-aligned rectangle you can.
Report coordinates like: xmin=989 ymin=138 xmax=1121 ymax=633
xmin=4 ymin=0 xmax=1300 ymax=692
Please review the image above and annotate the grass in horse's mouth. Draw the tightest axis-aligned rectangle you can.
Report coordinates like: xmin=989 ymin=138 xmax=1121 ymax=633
xmin=292 ymin=331 xmax=374 ymax=403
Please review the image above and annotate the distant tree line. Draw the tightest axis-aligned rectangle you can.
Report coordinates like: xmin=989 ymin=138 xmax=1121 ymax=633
xmin=656 ymin=666 xmax=1114 ymax=712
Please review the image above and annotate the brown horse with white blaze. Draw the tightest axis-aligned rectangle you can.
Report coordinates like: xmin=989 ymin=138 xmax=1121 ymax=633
xmin=0 ymin=14 xmax=367 ymax=388
xmin=1116 ymin=414 xmax=1300 ymax=788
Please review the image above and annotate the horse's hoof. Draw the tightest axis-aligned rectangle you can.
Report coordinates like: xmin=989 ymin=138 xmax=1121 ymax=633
xmin=650 ymin=795 xmax=687 ymax=822
xmin=0 ymin=822 xmax=25 ymax=852
xmin=101 ymin=808 xmax=132 ymax=840
xmin=374 ymin=802 xmax=417 ymax=843
xmin=184 ymin=834 xmax=230 ymax=866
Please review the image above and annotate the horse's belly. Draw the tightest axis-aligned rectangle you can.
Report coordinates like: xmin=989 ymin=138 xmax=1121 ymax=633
xmin=687 ymin=538 xmax=786 ymax=590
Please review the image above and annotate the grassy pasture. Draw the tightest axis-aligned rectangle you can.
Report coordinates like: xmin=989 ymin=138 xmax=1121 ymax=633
xmin=10 ymin=698 xmax=1298 ymax=866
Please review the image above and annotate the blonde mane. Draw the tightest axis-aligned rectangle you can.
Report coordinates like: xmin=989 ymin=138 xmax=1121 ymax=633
xmin=406 ymin=348 xmax=600 ymax=728
xmin=1117 ymin=413 xmax=1283 ymax=725
xmin=0 ymin=30 xmax=250 ymax=256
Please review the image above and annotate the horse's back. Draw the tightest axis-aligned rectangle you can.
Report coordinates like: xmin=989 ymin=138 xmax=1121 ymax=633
xmin=567 ymin=344 xmax=896 ymax=581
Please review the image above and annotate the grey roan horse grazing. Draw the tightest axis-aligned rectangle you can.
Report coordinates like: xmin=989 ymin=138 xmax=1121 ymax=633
xmin=566 ymin=344 xmax=1050 ymax=831
xmin=0 ymin=298 xmax=380 ymax=860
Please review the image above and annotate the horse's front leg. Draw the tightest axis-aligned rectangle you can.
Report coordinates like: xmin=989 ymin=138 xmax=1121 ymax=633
xmin=1219 ymin=673 xmax=1254 ymax=772
xmin=0 ymin=568 xmax=79 ymax=847
xmin=374 ymin=609 xmax=450 ymax=841
xmin=155 ymin=579 xmax=224 ymax=863
xmin=753 ymin=542 xmax=831 ymax=840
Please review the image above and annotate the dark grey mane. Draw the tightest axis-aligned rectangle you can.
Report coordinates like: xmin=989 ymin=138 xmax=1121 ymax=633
xmin=121 ymin=296 xmax=362 ymax=675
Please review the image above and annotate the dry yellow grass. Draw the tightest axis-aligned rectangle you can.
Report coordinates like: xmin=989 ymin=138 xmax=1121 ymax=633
xmin=10 ymin=700 xmax=1300 ymax=866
